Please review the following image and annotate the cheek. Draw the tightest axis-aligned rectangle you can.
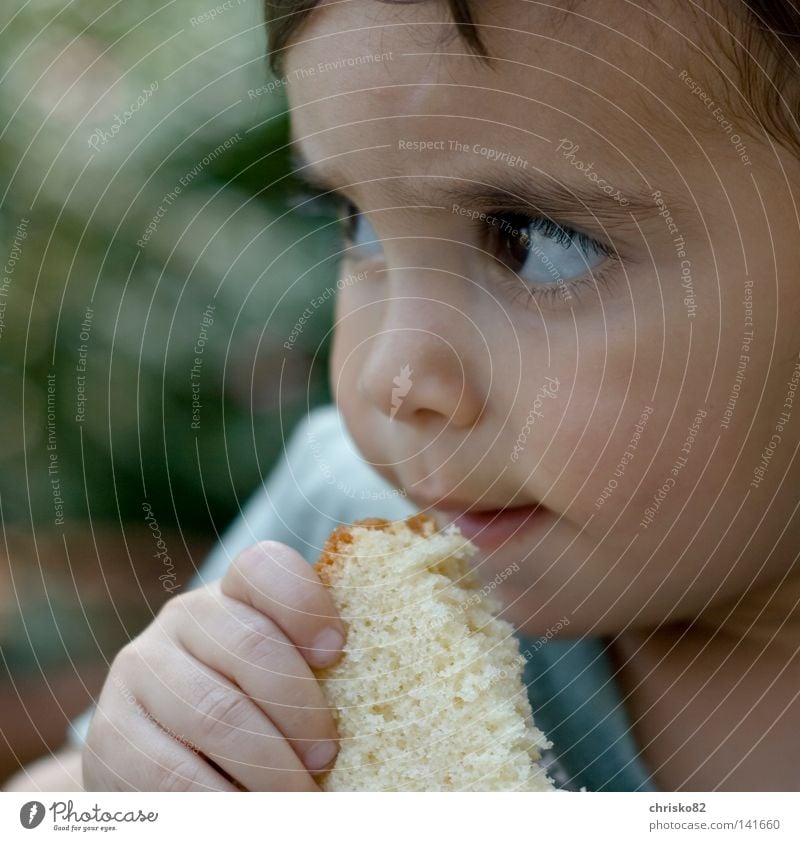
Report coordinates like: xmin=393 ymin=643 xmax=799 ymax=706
xmin=512 ymin=271 xmax=704 ymax=523
xmin=506 ymin=294 xmax=655 ymax=495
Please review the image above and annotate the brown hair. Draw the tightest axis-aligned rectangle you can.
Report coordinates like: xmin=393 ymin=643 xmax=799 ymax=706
xmin=263 ymin=0 xmax=800 ymax=151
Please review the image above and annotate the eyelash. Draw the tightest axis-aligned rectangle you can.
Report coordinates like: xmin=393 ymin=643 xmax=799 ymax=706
xmin=477 ymin=212 xmax=620 ymax=308
xmin=289 ymin=184 xmax=621 ymax=308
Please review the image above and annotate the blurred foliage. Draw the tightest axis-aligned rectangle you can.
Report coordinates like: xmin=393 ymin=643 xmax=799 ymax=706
xmin=0 ymin=0 xmax=341 ymax=535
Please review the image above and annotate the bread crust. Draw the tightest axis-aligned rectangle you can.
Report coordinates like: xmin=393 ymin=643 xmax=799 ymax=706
xmin=315 ymin=514 xmax=434 ymax=579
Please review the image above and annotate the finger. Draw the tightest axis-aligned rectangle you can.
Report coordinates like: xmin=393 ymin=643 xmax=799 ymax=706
xmin=84 ymin=676 xmax=237 ymax=792
xmin=170 ymin=586 xmax=339 ymax=774
xmin=123 ymin=637 xmax=321 ymax=792
xmin=220 ymin=541 xmax=346 ymax=668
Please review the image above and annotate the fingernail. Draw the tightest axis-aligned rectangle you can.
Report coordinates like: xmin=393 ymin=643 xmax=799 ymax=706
xmin=309 ymin=628 xmax=344 ymax=667
xmin=305 ymin=740 xmax=338 ymax=772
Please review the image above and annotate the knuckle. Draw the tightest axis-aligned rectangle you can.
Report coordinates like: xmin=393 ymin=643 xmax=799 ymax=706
xmin=229 ymin=543 xmax=271 ymax=587
xmin=195 ymin=684 xmax=253 ymax=740
xmin=157 ymin=590 xmax=190 ymax=622
xmin=152 ymin=756 xmax=209 ymax=792
xmin=113 ymin=634 xmax=167 ymax=678
xmin=231 ymin=617 xmax=282 ymax=665
xmin=228 ymin=540 xmax=302 ymax=590
xmin=111 ymin=641 xmax=142 ymax=675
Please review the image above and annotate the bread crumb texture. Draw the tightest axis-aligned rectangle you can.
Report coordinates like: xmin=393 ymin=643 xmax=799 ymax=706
xmin=314 ymin=515 xmax=554 ymax=791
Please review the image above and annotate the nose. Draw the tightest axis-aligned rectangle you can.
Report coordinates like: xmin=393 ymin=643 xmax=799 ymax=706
xmin=356 ymin=310 xmax=484 ymax=428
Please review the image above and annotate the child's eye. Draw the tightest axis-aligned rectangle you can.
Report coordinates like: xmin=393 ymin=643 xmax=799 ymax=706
xmin=337 ymin=199 xmax=383 ymax=260
xmin=487 ymin=213 xmax=610 ymax=287
xmin=290 ymin=183 xmax=618 ymax=307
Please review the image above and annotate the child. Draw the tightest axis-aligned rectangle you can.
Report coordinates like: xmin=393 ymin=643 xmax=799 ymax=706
xmin=10 ymin=0 xmax=800 ymax=791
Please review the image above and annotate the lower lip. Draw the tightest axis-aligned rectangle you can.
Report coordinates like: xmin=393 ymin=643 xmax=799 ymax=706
xmin=444 ymin=504 xmax=549 ymax=551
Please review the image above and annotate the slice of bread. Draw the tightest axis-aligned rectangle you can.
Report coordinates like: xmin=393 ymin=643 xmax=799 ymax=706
xmin=313 ymin=514 xmax=554 ymax=791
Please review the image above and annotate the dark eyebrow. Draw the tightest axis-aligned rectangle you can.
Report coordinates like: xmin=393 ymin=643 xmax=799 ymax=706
xmin=288 ymin=138 xmax=686 ymax=232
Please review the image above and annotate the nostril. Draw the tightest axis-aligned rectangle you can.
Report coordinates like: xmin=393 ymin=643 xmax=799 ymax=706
xmin=408 ymin=407 xmax=449 ymax=426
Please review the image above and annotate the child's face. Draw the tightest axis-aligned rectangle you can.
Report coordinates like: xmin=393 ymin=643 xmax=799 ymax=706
xmin=285 ymin=0 xmax=800 ymax=636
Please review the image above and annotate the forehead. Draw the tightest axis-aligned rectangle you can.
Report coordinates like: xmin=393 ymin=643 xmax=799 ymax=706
xmin=284 ymin=0 xmax=701 ymax=165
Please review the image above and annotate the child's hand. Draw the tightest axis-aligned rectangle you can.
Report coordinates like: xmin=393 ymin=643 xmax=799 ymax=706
xmin=82 ymin=541 xmax=346 ymax=791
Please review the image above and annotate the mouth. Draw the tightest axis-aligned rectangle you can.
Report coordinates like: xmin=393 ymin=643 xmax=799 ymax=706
xmin=409 ymin=495 xmax=550 ymax=551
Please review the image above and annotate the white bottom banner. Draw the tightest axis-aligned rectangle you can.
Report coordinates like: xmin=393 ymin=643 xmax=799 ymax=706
xmin=1 ymin=792 xmax=797 ymax=840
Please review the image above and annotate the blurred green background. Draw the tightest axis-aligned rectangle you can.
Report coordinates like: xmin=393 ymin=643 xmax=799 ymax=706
xmin=0 ymin=0 xmax=339 ymax=781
